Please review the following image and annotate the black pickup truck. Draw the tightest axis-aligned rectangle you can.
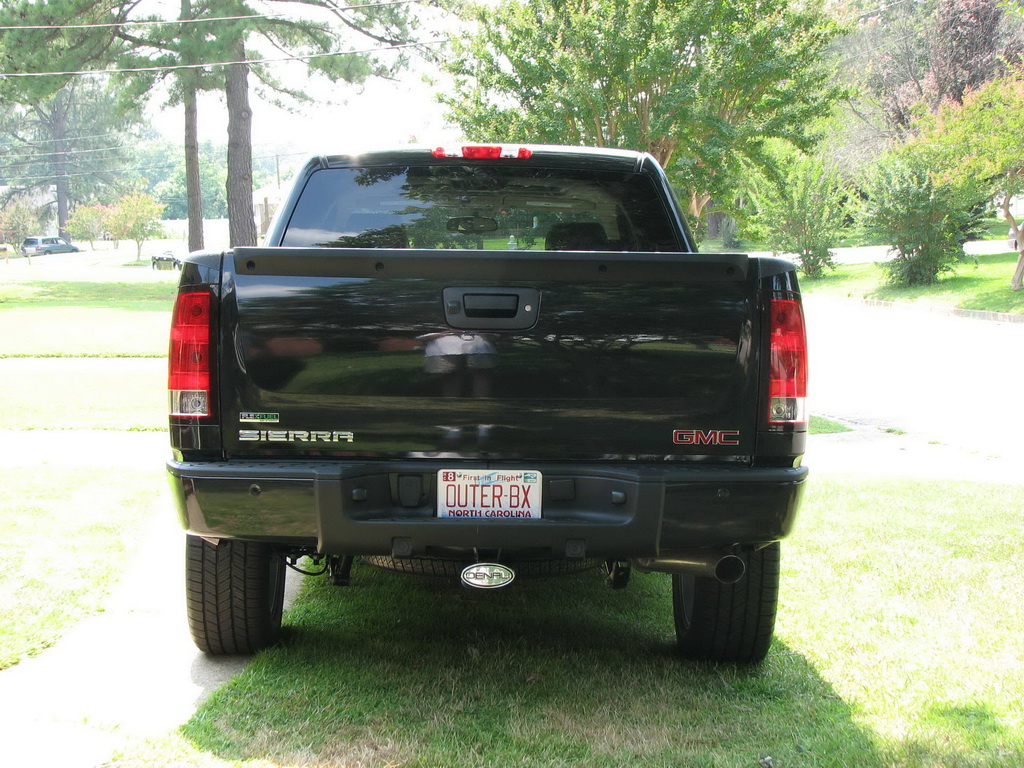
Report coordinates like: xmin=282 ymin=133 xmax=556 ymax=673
xmin=168 ymin=144 xmax=808 ymax=663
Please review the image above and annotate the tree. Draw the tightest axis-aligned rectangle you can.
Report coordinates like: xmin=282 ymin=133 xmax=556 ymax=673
xmin=114 ymin=0 xmax=417 ymax=248
xmin=0 ymin=1 xmax=130 ymax=106
xmin=914 ymin=71 xmax=1024 ymax=290
xmin=65 ymin=202 xmax=111 ymax=249
xmin=748 ymin=151 xmax=849 ymax=278
xmin=835 ymin=0 xmax=1024 ymax=138
xmin=441 ymin=0 xmax=845 ymax=223
xmin=104 ymin=193 xmax=165 ymax=259
xmin=153 ymin=143 xmax=229 ymax=220
xmin=0 ymin=199 xmax=47 ymax=261
xmin=1 ymin=0 xmax=417 ymax=250
xmin=0 ymin=77 xmax=142 ymax=238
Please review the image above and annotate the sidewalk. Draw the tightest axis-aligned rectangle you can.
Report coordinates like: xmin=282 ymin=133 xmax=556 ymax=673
xmin=0 ymin=431 xmax=299 ymax=768
xmin=748 ymin=235 xmax=1013 ymax=265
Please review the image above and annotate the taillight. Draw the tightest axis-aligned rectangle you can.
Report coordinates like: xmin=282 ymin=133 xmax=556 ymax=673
xmin=767 ymin=297 xmax=808 ymax=425
xmin=431 ymin=145 xmax=533 ymax=160
xmin=169 ymin=289 xmax=214 ymax=418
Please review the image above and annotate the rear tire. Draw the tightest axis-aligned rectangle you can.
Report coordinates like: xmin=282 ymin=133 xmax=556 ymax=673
xmin=185 ymin=535 xmax=285 ymax=655
xmin=672 ymin=543 xmax=780 ymax=663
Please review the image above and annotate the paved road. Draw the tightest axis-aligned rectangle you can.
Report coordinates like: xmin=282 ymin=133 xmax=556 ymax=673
xmin=2 ymin=241 xmax=187 ymax=284
xmin=806 ymin=296 xmax=1024 ymax=459
xmin=748 ymin=235 xmax=1014 ymax=265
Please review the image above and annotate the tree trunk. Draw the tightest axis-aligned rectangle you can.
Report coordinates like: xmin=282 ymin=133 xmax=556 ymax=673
xmin=688 ymin=190 xmax=712 ymax=220
xmin=52 ymin=94 xmax=71 ymax=240
xmin=183 ymin=83 xmax=205 ymax=252
xmin=181 ymin=0 xmax=204 ymax=253
xmin=999 ymin=194 xmax=1023 ymax=291
xmin=225 ymin=38 xmax=257 ymax=248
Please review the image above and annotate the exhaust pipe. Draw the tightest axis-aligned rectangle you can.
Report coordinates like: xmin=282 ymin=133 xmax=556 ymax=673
xmin=632 ymin=550 xmax=746 ymax=584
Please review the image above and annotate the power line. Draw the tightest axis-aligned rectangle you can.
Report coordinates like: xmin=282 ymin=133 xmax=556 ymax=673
xmin=1 ymin=149 xmax=311 ymax=185
xmin=2 ymin=144 xmax=128 ymax=163
xmin=0 ymin=38 xmax=444 ymax=78
xmin=0 ymin=1 xmax=423 ymax=31
xmin=2 ymin=131 xmax=126 ymax=145
xmin=0 ymin=12 xmax=288 ymax=31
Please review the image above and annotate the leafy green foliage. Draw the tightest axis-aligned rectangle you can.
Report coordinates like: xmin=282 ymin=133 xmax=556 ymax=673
xmin=749 ymin=151 xmax=849 ymax=277
xmin=858 ymin=155 xmax=986 ymax=286
xmin=152 ymin=143 xmax=229 ymax=220
xmin=441 ymin=0 xmax=846 ymax=223
xmin=0 ymin=199 xmax=47 ymax=249
xmin=913 ymin=69 xmax=1024 ymax=289
xmin=65 ymin=202 xmax=111 ymax=248
xmin=0 ymin=0 xmax=130 ymax=103
xmin=0 ymin=78 xmax=144 ymax=235
xmin=104 ymin=193 xmax=165 ymax=258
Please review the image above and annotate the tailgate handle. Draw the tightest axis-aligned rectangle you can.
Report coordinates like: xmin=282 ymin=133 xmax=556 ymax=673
xmin=443 ymin=287 xmax=540 ymax=330
xmin=463 ymin=293 xmax=518 ymax=318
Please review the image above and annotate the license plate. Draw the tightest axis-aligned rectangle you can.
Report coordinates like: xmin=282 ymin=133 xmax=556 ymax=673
xmin=437 ymin=469 xmax=543 ymax=519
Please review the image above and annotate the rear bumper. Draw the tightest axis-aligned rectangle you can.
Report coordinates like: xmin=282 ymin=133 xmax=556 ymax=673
xmin=167 ymin=460 xmax=807 ymax=559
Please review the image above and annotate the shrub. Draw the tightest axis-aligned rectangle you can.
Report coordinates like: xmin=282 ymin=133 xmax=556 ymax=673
xmin=859 ymin=156 xmax=986 ymax=286
xmin=749 ymin=153 xmax=847 ymax=278
xmin=719 ymin=217 xmax=742 ymax=250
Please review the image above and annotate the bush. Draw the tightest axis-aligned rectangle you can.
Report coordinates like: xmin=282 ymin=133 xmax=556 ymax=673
xmin=0 ymin=199 xmax=47 ymax=251
xmin=859 ymin=156 xmax=986 ymax=286
xmin=749 ymin=153 xmax=847 ymax=278
xmin=719 ymin=217 xmax=742 ymax=250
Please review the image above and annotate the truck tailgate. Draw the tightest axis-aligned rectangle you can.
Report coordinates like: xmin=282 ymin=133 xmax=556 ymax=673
xmin=219 ymin=247 xmax=760 ymax=461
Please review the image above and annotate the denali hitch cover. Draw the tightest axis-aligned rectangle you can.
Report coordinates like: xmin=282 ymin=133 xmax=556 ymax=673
xmin=461 ymin=563 xmax=515 ymax=589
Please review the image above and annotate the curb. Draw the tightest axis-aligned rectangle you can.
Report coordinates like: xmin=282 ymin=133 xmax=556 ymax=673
xmin=804 ymin=295 xmax=1024 ymax=324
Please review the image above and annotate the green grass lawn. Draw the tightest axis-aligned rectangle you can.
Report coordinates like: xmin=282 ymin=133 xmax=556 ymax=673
xmin=801 ymin=251 xmax=1024 ymax=315
xmin=0 ymin=281 xmax=174 ymax=357
xmin=0 ymin=284 xmax=173 ymax=666
xmin=0 ymin=464 xmax=163 ymax=669
xmin=106 ymin=476 xmax=1024 ymax=768
xmin=980 ymin=216 xmax=1013 ymax=242
xmin=0 ymin=280 xmax=177 ymax=310
xmin=0 ymin=358 xmax=166 ymax=430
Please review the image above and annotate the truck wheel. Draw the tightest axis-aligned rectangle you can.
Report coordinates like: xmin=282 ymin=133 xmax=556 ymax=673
xmin=672 ymin=543 xmax=780 ymax=663
xmin=185 ymin=535 xmax=285 ymax=655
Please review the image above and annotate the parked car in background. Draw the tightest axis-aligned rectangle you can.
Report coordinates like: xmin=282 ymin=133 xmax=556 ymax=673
xmin=20 ymin=236 xmax=81 ymax=256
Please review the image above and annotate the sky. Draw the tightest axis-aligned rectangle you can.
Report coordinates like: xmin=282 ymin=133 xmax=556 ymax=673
xmin=145 ymin=1 xmax=463 ymax=173
xmin=155 ymin=64 xmax=460 ymax=160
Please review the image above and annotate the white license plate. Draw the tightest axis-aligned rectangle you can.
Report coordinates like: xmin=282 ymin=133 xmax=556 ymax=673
xmin=437 ymin=469 xmax=543 ymax=519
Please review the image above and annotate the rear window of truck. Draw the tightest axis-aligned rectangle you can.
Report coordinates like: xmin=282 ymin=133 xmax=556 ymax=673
xmin=280 ymin=165 xmax=682 ymax=252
